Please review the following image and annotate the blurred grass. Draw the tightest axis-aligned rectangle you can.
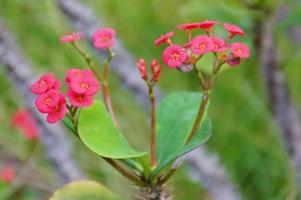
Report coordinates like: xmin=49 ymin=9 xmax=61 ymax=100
xmin=0 ymin=0 xmax=301 ymax=199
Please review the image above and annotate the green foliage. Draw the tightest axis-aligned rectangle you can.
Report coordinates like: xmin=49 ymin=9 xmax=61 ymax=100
xmin=155 ymin=91 xmax=211 ymax=173
xmin=50 ymin=180 xmax=122 ymax=200
xmin=78 ymin=100 xmax=147 ymax=159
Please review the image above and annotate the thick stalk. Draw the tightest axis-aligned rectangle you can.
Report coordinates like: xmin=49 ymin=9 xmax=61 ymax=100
xmin=149 ymin=86 xmax=157 ymax=168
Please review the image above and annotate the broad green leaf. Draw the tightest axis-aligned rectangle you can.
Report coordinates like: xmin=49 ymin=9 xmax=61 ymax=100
xmin=49 ymin=180 xmax=122 ymax=200
xmin=155 ymin=91 xmax=211 ymax=174
xmin=78 ymin=100 xmax=147 ymax=159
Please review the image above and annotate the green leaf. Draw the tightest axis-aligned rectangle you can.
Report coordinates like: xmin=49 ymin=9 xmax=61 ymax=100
xmin=78 ymin=100 xmax=147 ymax=159
xmin=155 ymin=91 xmax=211 ymax=174
xmin=49 ymin=180 xmax=122 ymax=200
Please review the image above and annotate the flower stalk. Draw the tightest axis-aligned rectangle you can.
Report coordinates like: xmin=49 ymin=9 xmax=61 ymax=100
xmin=148 ymin=84 xmax=157 ymax=168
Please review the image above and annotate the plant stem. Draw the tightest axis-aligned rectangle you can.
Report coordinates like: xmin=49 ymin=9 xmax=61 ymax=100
xmin=101 ymin=49 xmax=117 ymax=125
xmin=102 ymin=157 xmax=144 ymax=186
xmin=71 ymin=42 xmax=102 ymax=81
xmin=148 ymin=85 xmax=157 ymax=168
xmin=186 ymin=90 xmax=210 ymax=143
xmin=71 ymin=42 xmax=117 ymax=125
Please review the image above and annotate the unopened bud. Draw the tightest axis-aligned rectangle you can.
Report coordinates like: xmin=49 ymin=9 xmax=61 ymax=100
xmin=151 ymin=59 xmax=161 ymax=82
xmin=137 ymin=59 xmax=147 ymax=80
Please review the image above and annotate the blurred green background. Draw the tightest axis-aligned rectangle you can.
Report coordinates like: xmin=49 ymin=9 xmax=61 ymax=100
xmin=1 ymin=0 xmax=301 ymax=199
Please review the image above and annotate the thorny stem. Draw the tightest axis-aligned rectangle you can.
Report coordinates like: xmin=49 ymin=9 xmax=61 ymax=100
xmin=148 ymin=84 xmax=157 ymax=168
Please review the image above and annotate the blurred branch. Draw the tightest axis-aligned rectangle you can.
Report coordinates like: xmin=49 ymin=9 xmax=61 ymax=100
xmin=0 ymin=18 xmax=85 ymax=184
xmin=252 ymin=5 xmax=301 ymax=181
xmin=56 ymin=0 xmax=241 ymax=199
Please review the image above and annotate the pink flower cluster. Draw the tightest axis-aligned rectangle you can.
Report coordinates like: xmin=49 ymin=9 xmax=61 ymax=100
xmin=155 ymin=20 xmax=250 ymax=68
xmin=31 ymin=70 xmax=99 ymax=124
xmin=0 ymin=166 xmax=15 ymax=184
xmin=60 ymin=27 xmax=116 ymax=49
xmin=137 ymin=59 xmax=161 ymax=82
xmin=12 ymin=110 xmax=39 ymax=140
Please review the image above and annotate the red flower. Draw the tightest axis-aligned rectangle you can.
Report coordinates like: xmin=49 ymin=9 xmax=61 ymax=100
xmin=229 ymin=42 xmax=250 ymax=58
xmin=211 ymin=36 xmax=226 ymax=52
xmin=0 ymin=167 xmax=15 ymax=184
xmin=35 ymin=90 xmax=67 ymax=124
xmin=155 ymin=31 xmax=174 ymax=46
xmin=162 ymin=44 xmax=187 ymax=68
xmin=223 ymin=23 xmax=245 ymax=38
xmin=12 ymin=110 xmax=39 ymax=140
xmin=198 ymin=20 xmax=219 ymax=30
xmin=65 ymin=69 xmax=94 ymax=85
xmin=60 ymin=32 xmax=82 ymax=43
xmin=93 ymin=27 xmax=116 ymax=49
xmin=67 ymin=89 xmax=93 ymax=107
xmin=177 ymin=23 xmax=200 ymax=31
xmin=31 ymin=73 xmax=60 ymax=95
xmin=137 ymin=59 xmax=148 ymax=80
xmin=70 ymin=76 xmax=99 ymax=96
xmin=191 ymin=35 xmax=214 ymax=55
xmin=151 ymin=59 xmax=161 ymax=82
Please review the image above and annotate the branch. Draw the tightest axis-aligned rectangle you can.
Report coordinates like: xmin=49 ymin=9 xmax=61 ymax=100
xmin=56 ymin=0 xmax=241 ymax=199
xmin=253 ymin=7 xmax=301 ymax=180
xmin=0 ymin=18 xmax=85 ymax=184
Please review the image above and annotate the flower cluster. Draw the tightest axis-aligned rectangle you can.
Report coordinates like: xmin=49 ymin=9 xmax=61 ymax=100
xmin=12 ymin=110 xmax=39 ymax=140
xmin=137 ymin=58 xmax=161 ymax=83
xmin=31 ymin=70 xmax=99 ymax=124
xmin=155 ymin=20 xmax=250 ymax=69
xmin=65 ymin=69 xmax=99 ymax=107
xmin=60 ymin=27 xmax=116 ymax=49
xmin=0 ymin=166 xmax=15 ymax=184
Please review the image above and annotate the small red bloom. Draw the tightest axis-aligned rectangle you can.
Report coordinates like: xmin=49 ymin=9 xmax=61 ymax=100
xmin=191 ymin=35 xmax=214 ymax=55
xmin=162 ymin=44 xmax=187 ymax=68
xmin=155 ymin=31 xmax=174 ymax=46
xmin=177 ymin=23 xmax=200 ymax=31
xmin=211 ymin=36 xmax=226 ymax=52
xmin=70 ymin=76 xmax=99 ymax=96
xmin=35 ymin=90 xmax=60 ymax=113
xmin=35 ymin=90 xmax=67 ymax=124
xmin=0 ymin=167 xmax=15 ymax=184
xmin=67 ymin=89 xmax=93 ymax=107
xmin=60 ymin=32 xmax=82 ymax=43
xmin=151 ymin=59 xmax=161 ymax=82
xmin=93 ymin=27 xmax=116 ymax=49
xmin=229 ymin=42 xmax=250 ymax=58
xmin=65 ymin=69 xmax=94 ymax=85
xmin=12 ymin=110 xmax=39 ymax=140
xmin=223 ymin=23 xmax=245 ymax=38
xmin=197 ymin=20 xmax=219 ymax=30
xmin=137 ymin=59 xmax=147 ymax=80
xmin=31 ymin=73 xmax=60 ymax=95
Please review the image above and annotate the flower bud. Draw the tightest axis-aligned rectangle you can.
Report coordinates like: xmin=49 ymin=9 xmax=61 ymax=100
xmin=151 ymin=59 xmax=161 ymax=82
xmin=137 ymin=59 xmax=147 ymax=80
